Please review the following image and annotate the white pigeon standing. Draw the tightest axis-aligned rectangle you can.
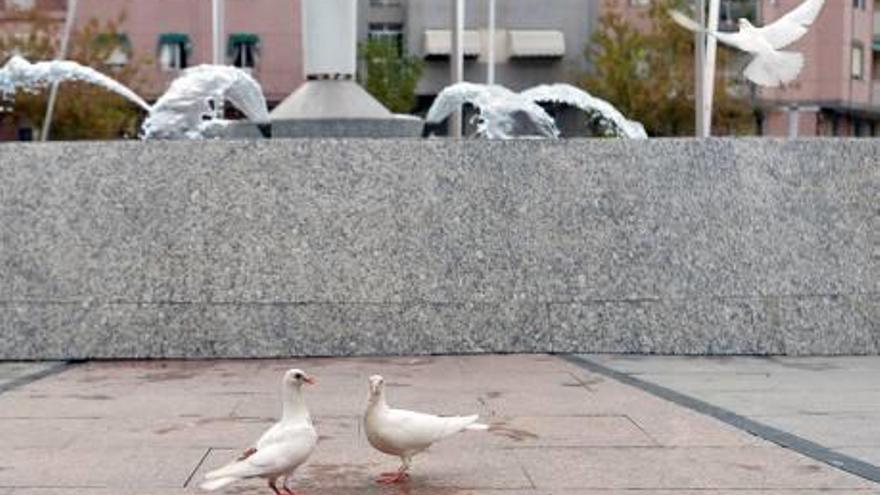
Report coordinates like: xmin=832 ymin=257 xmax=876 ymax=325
xmin=201 ymin=369 xmax=318 ymax=495
xmin=363 ymin=374 xmax=488 ymax=484
xmin=669 ymin=0 xmax=825 ymax=87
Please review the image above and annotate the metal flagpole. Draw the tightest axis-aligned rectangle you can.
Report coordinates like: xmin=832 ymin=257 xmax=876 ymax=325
xmin=487 ymin=0 xmax=495 ymax=85
xmin=702 ymin=0 xmax=720 ymax=137
xmin=41 ymin=0 xmax=78 ymax=141
xmin=212 ymin=0 xmax=226 ymax=118
xmin=449 ymin=0 xmax=464 ymax=137
xmin=694 ymin=0 xmax=706 ymax=137
xmin=212 ymin=0 xmax=225 ymax=65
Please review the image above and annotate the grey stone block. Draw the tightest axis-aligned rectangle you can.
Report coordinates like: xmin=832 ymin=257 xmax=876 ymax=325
xmin=0 ymin=138 xmax=876 ymax=358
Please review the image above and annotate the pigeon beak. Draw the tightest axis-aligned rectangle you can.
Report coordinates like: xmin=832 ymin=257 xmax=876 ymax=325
xmin=304 ymin=375 xmax=316 ymax=385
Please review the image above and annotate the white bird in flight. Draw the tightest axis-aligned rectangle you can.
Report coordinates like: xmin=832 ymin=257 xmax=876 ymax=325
xmin=670 ymin=0 xmax=825 ymax=87
xmin=363 ymin=374 xmax=488 ymax=484
xmin=201 ymin=369 xmax=317 ymax=495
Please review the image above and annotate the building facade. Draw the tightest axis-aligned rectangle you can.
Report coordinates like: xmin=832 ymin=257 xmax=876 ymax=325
xmin=758 ymin=0 xmax=880 ymax=137
xmin=614 ymin=0 xmax=880 ymax=137
xmin=0 ymin=0 xmax=303 ymax=104
xmin=359 ymin=0 xmax=598 ymax=134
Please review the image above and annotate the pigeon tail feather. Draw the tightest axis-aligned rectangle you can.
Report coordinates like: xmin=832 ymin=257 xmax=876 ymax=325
xmin=465 ymin=422 xmax=489 ymax=431
xmin=444 ymin=413 xmax=485 ymax=434
xmin=744 ymin=50 xmax=803 ymax=87
xmin=204 ymin=461 xmax=244 ymax=481
xmin=200 ymin=477 xmax=238 ymax=491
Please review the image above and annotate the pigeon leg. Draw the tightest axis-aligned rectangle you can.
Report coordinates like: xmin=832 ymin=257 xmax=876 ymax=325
xmin=376 ymin=457 xmax=411 ymax=484
xmin=281 ymin=474 xmax=299 ymax=495
xmin=268 ymin=478 xmax=283 ymax=495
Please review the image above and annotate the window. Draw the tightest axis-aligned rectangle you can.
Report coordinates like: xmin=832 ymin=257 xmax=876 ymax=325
xmin=853 ymin=0 xmax=865 ymax=10
xmin=368 ymin=23 xmax=403 ymax=54
xmin=851 ymin=43 xmax=864 ymax=80
xmin=228 ymin=33 xmax=259 ymax=69
xmin=158 ymin=33 xmax=191 ymax=71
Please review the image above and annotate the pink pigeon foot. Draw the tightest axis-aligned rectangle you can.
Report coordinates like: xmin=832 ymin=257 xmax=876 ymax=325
xmin=376 ymin=472 xmax=409 ymax=484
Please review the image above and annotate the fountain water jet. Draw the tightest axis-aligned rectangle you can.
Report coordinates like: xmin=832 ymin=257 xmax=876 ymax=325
xmin=520 ymin=83 xmax=647 ymax=139
xmin=426 ymin=82 xmax=647 ymax=139
xmin=427 ymin=83 xmax=559 ymax=139
xmin=0 ymin=55 xmax=150 ymax=111
xmin=0 ymin=55 xmax=270 ymax=140
xmin=141 ymin=64 xmax=270 ymax=140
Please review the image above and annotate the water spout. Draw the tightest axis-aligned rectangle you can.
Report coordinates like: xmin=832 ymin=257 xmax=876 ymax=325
xmin=0 ymin=55 xmax=150 ymax=111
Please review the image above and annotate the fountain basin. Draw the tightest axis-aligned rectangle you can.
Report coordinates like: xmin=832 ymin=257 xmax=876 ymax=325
xmin=0 ymin=138 xmax=876 ymax=359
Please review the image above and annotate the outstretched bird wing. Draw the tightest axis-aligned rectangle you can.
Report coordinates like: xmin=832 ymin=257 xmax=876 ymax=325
xmin=756 ymin=0 xmax=825 ymax=49
xmin=667 ymin=10 xmax=753 ymax=52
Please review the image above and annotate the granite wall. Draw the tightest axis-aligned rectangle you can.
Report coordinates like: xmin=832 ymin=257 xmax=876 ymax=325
xmin=0 ymin=139 xmax=877 ymax=359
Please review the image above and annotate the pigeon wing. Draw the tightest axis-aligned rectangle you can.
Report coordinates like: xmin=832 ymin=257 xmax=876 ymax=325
xmin=755 ymin=0 xmax=825 ymax=49
xmin=379 ymin=408 xmax=479 ymax=452
xmin=204 ymin=441 xmax=308 ymax=480
xmin=206 ymin=423 xmax=316 ymax=480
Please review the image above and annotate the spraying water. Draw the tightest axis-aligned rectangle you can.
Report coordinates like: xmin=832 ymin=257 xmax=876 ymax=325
xmin=426 ymin=81 xmax=647 ymax=139
xmin=520 ymin=84 xmax=647 ymax=139
xmin=1 ymin=55 xmax=269 ymax=140
xmin=0 ymin=55 xmax=150 ymax=111
xmin=426 ymin=82 xmax=559 ymax=139
xmin=141 ymin=64 xmax=270 ymax=140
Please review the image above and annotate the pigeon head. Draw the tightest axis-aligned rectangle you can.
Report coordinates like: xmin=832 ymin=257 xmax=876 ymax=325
xmin=368 ymin=374 xmax=385 ymax=397
xmin=284 ymin=368 xmax=316 ymax=387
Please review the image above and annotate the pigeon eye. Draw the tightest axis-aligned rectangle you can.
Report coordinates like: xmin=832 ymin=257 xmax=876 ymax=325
xmin=294 ymin=373 xmax=302 ymax=379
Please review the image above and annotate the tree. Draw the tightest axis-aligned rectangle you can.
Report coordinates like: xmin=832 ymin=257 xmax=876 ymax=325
xmin=0 ymin=9 xmax=150 ymax=140
xmin=582 ymin=0 xmax=755 ymax=136
xmin=358 ymin=38 xmax=424 ymax=114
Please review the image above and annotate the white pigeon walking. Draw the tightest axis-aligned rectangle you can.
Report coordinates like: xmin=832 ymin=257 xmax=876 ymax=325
xmin=201 ymin=369 xmax=318 ymax=495
xmin=670 ymin=0 xmax=825 ymax=87
xmin=363 ymin=374 xmax=488 ymax=484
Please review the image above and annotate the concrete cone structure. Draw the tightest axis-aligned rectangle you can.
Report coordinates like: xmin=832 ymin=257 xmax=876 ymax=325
xmin=266 ymin=0 xmax=423 ymax=138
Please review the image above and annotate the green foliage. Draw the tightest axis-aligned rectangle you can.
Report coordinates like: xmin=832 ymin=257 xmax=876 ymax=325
xmin=359 ymin=38 xmax=424 ymax=114
xmin=0 ymin=9 xmax=150 ymax=140
xmin=582 ymin=0 xmax=755 ymax=136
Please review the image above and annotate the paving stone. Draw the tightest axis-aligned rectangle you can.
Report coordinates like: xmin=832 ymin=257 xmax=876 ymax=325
xmin=0 ymin=355 xmax=876 ymax=493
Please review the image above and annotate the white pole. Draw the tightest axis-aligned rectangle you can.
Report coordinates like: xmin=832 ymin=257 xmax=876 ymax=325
xmin=41 ymin=0 xmax=77 ymax=141
xmin=487 ymin=0 xmax=495 ymax=85
xmin=694 ymin=0 xmax=706 ymax=137
xmin=212 ymin=0 xmax=225 ymax=117
xmin=702 ymin=0 xmax=720 ymax=137
xmin=450 ymin=0 xmax=464 ymax=137
xmin=787 ymin=106 xmax=799 ymax=137
xmin=212 ymin=0 xmax=225 ymax=65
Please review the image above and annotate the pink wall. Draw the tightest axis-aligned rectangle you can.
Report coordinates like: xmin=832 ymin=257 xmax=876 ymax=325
xmin=74 ymin=0 xmax=303 ymax=102
xmin=758 ymin=0 xmax=874 ymax=106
